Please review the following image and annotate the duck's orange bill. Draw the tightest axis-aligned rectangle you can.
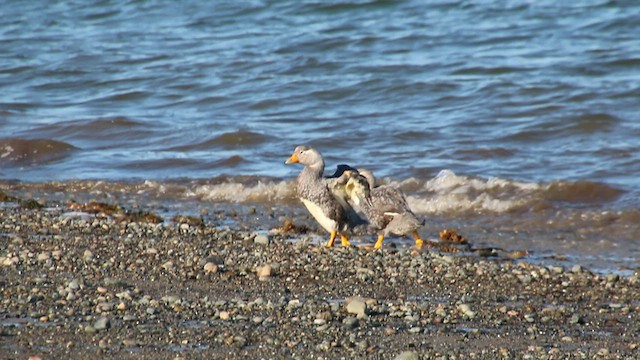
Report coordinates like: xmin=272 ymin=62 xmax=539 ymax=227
xmin=285 ymin=152 xmax=299 ymax=164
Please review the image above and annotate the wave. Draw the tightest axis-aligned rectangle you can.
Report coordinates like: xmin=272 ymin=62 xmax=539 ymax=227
xmin=166 ymin=130 xmax=273 ymax=151
xmin=0 ymin=170 xmax=626 ymax=216
xmin=401 ymin=170 xmax=625 ymax=214
xmin=0 ymin=138 xmax=77 ymax=166
xmin=21 ymin=117 xmax=154 ymax=144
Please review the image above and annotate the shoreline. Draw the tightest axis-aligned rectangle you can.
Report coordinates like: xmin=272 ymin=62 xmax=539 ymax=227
xmin=1 ymin=200 xmax=638 ymax=359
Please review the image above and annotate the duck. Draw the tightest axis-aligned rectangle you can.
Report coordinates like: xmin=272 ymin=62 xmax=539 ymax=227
xmin=284 ymin=146 xmax=353 ymax=248
xmin=343 ymin=169 xmax=424 ymax=249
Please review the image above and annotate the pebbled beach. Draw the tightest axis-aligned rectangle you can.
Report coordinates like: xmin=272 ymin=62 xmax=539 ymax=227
xmin=1 ymin=194 xmax=639 ymax=359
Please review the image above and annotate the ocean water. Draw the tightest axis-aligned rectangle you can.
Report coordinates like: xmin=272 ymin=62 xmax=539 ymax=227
xmin=1 ymin=0 xmax=639 ymax=272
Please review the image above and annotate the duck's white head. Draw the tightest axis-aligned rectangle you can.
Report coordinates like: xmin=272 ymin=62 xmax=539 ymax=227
xmin=285 ymin=145 xmax=324 ymax=169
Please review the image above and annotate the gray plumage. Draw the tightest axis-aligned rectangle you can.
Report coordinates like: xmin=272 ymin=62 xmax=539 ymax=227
xmin=285 ymin=146 xmax=353 ymax=246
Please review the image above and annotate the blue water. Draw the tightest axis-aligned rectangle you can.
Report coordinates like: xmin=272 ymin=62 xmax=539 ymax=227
xmin=1 ymin=0 xmax=639 ymax=271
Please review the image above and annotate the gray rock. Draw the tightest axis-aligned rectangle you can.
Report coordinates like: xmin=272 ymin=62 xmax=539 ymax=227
xmin=93 ymin=317 xmax=110 ymax=331
xmin=394 ymin=351 xmax=419 ymax=360
xmin=254 ymin=234 xmax=270 ymax=245
xmin=569 ymin=314 xmax=583 ymax=325
xmin=342 ymin=317 xmax=359 ymax=329
xmin=346 ymin=296 xmax=368 ymax=318
xmin=458 ymin=304 xmax=476 ymax=319
xmin=68 ymin=279 xmax=80 ymax=291
xmin=146 ymin=307 xmax=158 ymax=315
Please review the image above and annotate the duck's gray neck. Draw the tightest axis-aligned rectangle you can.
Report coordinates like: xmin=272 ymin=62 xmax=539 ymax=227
xmin=299 ymin=160 xmax=325 ymax=182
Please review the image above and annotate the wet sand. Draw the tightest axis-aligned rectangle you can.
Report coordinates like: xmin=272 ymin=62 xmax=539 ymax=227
xmin=1 ymin=199 xmax=639 ymax=359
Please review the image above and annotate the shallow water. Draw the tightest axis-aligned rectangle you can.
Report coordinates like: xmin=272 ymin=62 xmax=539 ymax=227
xmin=1 ymin=0 xmax=639 ymax=273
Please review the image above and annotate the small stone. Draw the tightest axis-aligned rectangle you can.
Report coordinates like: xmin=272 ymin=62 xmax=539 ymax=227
xmin=257 ymin=264 xmax=272 ymax=278
xmin=458 ymin=304 xmax=476 ymax=319
xmin=97 ymin=287 xmax=108 ymax=294
xmin=342 ymin=317 xmax=359 ymax=329
xmin=550 ymin=266 xmax=563 ymax=274
xmin=252 ymin=316 xmax=264 ymax=324
xmin=93 ymin=317 xmax=110 ymax=331
xmin=524 ymin=314 xmax=536 ymax=323
xmin=84 ymin=326 xmax=97 ymax=334
xmin=408 ymin=327 xmax=422 ymax=334
xmin=83 ymin=250 xmax=94 ymax=261
xmin=122 ymin=339 xmax=138 ymax=347
xmin=37 ymin=252 xmax=50 ymax=261
xmin=606 ymin=274 xmax=619 ymax=283
xmin=254 ymin=234 xmax=270 ymax=245
xmin=68 ymin=279 xmax=80 ymax=291
xmin=219 ymin=311 xmax=230 ymax=320
xmin=394 ymin=351 xmax=419 ymax=360
xmin=122 ymin=315 xmax=136 ymax=322
xmin=146 ymin=307 xmax=158 ymax=315
xmin=346 ymin=296 xmax=368 ymax=318
xmin=314 ymin=318 xmax=327 ymax=326
xmin=571 ymin=265 xmax=583 ymax=273
xmin=569 ymin=314 xmax=582 ymax=325
xmin=561 ymin=336 xmax=573 ymax=343
xmin=204 ymin=262 xmax=219 ymax=273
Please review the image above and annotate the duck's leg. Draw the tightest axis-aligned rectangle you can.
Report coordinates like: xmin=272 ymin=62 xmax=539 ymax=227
xmin=325 ymin=231 xmax=337 ymax=248
xmin=413 ymin=230 xmax=424 ymax=248
xmin=373 ymin=234 xmax=385 ymax=249
xmin=340 ymin=234 xmax=351 ymax=247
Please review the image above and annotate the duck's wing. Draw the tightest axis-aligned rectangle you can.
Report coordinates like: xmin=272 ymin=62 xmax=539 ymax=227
xmin=371 ymin=185 xmax=412 ymax=215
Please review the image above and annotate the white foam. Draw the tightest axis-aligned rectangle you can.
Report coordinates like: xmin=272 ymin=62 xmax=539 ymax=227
xmin=1 ymin=145 xmax=14 ymax=159
xmin=406 ymin=170 xmax=542 ymax=214
xmin=195 ymin=180 xmax=295 ymax=203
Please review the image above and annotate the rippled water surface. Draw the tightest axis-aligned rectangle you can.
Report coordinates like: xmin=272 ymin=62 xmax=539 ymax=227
xmin=1 ymin=0 xmax=639 ymax=272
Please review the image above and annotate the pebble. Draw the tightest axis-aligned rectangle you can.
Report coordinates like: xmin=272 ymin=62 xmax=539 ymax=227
xmin=83 ymin=250 xmax=94 ymax=261
xmin=146 ymin=307 xmax=158 ymax=315
xmin=68 ymin=279 xmax=80 ymax=291
xmin=219 ymin=311 xmax=230 ymax=320
xmin=122 ymin=339 xmax=138 ymax=347
xmin=346 ymin=296 xmax=368 ymax=318
xmin=342 ymin=317 xmax=359 ymax=329
xmin=394 ymin=351 xmax=419 ymax=360
xmin=254 ymin=234 xmax=270 ymax=245
xmin=94 ymin=317 xmax=111 ymax=331
xmin=569 ymin=314 xmax=582 ymax=325
xmin=204 ymin=262 xmax=219 ymax=273
xmin=458 ymin=304 xmax=476 ymax=319
xmin=257 ymin=264 xmax=272 ymax=278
